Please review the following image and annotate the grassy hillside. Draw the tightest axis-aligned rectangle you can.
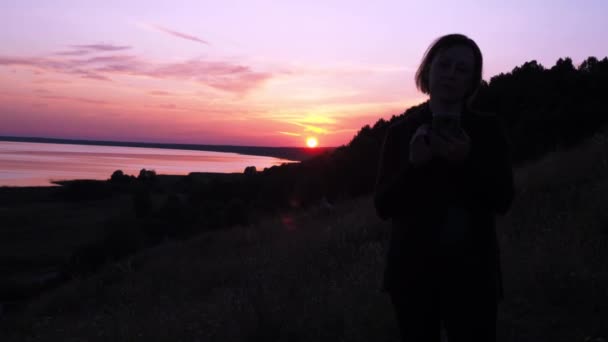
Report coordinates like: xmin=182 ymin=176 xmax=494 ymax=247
xmin=2 ymin=129 xmax=608 ymax=341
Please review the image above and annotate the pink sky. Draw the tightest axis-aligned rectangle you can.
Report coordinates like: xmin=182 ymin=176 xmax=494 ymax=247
xmin=1 ymin=0 xmax=606 ymax=147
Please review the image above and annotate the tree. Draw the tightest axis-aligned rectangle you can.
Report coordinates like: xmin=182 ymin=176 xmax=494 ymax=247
xmin=244 ymin=166 xmax=257 ymax=176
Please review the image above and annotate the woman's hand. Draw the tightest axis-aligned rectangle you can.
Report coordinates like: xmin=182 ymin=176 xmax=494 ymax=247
xmin=428 ymin=127 xmax=471 ymax=163
xmin=409 ymin=124 xmax=433 ymax=166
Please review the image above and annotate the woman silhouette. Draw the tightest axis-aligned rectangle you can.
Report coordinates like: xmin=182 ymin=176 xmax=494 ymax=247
xmin=373 ymin=34 xmax=515 ymax=341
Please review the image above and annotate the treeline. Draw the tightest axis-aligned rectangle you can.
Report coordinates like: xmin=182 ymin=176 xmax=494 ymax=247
xmin=475 ymin=56 xmax=608 ymax=162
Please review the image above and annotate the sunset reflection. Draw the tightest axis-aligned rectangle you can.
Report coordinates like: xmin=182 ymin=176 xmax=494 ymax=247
xmin=0 ymin=142 xmax=297 ymax=187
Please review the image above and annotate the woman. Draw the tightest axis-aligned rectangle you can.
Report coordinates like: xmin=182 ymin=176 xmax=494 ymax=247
xmin=373 ymin=34 xmax=515 ymax=341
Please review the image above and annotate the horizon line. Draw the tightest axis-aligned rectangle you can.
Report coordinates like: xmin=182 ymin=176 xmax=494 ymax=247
xmin=0 ymin=135 xmax=339 ymax=150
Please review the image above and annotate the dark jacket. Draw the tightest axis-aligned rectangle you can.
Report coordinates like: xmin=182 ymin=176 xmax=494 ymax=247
xmin=373 ymin=101 xmax=515 ymax=303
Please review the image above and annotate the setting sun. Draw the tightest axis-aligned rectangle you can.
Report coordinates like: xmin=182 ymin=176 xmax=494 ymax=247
xmin=306 ymin=137 xmax=318 ymax=148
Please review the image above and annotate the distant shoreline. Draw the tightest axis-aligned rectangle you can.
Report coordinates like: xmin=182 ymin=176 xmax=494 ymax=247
xmin=0 ymin=136 xmax=336 ymax=162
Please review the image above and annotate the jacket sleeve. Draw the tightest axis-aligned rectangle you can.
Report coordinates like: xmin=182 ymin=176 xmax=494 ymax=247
xmin=470 ymin=115 xmax=515 ymax=216
xmin=373 ymin=122 xmax=437 ymax=220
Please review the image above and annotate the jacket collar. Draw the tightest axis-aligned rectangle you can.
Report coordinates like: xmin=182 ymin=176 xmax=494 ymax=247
xmin=415 ymin=100 xmax=473 ymax=124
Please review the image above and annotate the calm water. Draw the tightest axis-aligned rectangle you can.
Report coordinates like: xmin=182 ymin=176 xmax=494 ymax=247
xmin=0 ymin=141 xmax=297 ymax=187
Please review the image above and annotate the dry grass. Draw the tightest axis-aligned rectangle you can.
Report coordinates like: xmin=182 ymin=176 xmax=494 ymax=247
xmin=3 ymin=197 xmax=397 ymax=341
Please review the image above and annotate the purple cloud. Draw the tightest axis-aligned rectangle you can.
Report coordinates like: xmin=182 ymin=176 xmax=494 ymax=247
xmin=76 ymin=71 xmax=111 ymax=81
xmin=0 ymin=52 xmax=272 ymax=94
xmin=76 ymin=55 xmax=140 ymax=75
xmin=77 ymin=55 xmax=139 ymax=65
xmin=55 ymin=49 xmax=90 ymax=56
xmin=149 ymin=60 xmax=271 ymax=93
xmin=71 ymin=44 xmax=131 ymax=52
xmin=150 ymin=24 xmax=209 ymax=45
xmin=0 ymin=55 xmax=115 ymax=81
xmin=0 ymin=56 xmax=74 ymax=71
xmin=54 ymin=44 xmax=132 ymax=57
xmin=40 ymin=95 xmax=109 ymax=105
xmin=0 ymin=57 xmax=37 ymax=66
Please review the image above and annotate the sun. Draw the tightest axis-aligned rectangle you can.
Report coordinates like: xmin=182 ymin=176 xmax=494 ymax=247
xmin=306 ymin=137 xmax=318 ymax=148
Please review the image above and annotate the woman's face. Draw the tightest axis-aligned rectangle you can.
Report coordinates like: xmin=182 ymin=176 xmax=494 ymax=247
xmin=428 ymin=45 xmax=476 ymax=103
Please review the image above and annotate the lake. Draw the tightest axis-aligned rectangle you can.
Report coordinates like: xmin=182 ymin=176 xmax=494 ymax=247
xmin=0 ymin=141 xmax=298 ymax=187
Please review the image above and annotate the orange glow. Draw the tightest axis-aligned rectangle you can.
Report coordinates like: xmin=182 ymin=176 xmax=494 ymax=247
xmin=306 ymin=137 xmax=318 ymax=148
xmin=0 ymin=63 xmax=413 ymax=147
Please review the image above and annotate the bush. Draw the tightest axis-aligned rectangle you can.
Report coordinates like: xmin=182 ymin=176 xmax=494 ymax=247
xmin=52 ymin=180 xmax=113 ymax=202
xmin=110 ymin=170 xmax=135 ymax=183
